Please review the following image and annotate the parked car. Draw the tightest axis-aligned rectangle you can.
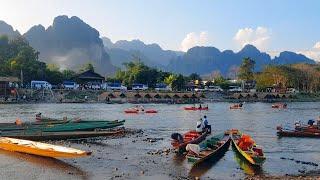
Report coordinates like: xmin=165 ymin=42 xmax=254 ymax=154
xmin=228 ymin=86 xmax=242 ymax=92
xmin=286 ymin=88 xmax=299 ymax=94
xmin=132 ymin=84 xmax=148 ymax=91
xmin=102 ymin=82 xmax=127 ymax=91
xmin=63 ymin=81 xmax=79 ymax=90
xmin=207 ymin=85 xmax=223 ymax=92
xmin=155 ymin=83 xmax=171 ymax=91
xmin=31 ymin=80 xmax=52 ymax=89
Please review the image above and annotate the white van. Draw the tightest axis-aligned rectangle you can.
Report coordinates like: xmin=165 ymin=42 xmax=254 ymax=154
xmin=31 ymin=81 xmax=52 ymax=89
xmin=63 ymin=81 xmax=79 ymax=90
xmin=132 ymin=84 xmax=148 ymax=91
xmin=228 ymin=86 xmax=242 ymax=92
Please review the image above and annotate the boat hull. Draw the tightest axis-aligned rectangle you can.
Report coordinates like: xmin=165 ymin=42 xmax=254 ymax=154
xmin=0 ymin=137 xmax=91 ymax=158
xmin=187 ymin=133 xmax=231 ymax=166
xmin=1 ymin=128 xmax=125 ymax=141
xmin=230 ymin=130 xmax=265 ymax=166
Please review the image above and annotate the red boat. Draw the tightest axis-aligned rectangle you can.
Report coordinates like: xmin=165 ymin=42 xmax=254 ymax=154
xmin=124 ymin=108 xmax=157 ymax=114
xmin=230 ymin=103 xmax=243 ymax=109
xmin=272 ymin=103 xmax=287 ymax=109
xmin=184 ymin=107 xmax=208 ymax=111
xmin=171 ymin=130 xmax=208 ymax=153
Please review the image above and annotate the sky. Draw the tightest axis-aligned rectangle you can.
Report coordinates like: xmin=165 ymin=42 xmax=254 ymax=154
xmin=0 ymin=0 xmax=320 ymax=60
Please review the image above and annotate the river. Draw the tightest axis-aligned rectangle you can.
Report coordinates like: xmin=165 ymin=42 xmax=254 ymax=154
xmin=0 ymin=102 xmax=319 ymax=179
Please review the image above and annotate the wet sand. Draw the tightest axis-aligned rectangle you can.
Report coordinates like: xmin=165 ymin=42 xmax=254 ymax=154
xmin=1 ymin=129 xmax=320 ymax=180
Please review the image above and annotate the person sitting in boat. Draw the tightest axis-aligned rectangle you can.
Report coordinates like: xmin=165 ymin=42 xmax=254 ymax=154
xmin=140 ymin=105 xmax=145 ymax=112
xmin=202 ymin=115 xmax=211 ymax=133
xmin=199 ymin=104 xmax=202 ymax=109
xmin=294 ymin=121 xmax=302 ymax=131
xmin=196 ymin=118 xmax=204 ymax=133
xmin=239 ymin=102 xmax=243 ymax=107
xmin=171 ymin=133 xmax=184 ymax=144
xmin=308 ymin=119 xmax=315 ymax=128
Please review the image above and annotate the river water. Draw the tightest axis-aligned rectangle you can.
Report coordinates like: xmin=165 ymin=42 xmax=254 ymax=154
xmin=0 ymin=102 xmax=319 ymax=179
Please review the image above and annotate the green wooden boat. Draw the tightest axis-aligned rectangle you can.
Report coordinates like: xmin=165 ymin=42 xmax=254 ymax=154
xmin=0 ymin=120 xmax=125 ymax=132
xmin=186 ymin=132 xmax=231 ymax=166
xmin=230 ymin=129 xmax=266 ymax=166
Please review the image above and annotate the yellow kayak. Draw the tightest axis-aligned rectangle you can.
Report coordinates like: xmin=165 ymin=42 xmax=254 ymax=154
xmin=0 ymin=137 xmax=91 ymax=158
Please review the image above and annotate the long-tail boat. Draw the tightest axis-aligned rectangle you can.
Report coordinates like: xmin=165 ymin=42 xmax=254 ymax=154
xmin=186 ymin=132 xmax=231 ymax=166
xmin=171 ymin=130 xmax=208 ymax=153
xmin=229 ymin=129 xmax=265 ymax=166
xmin=0 ymin=128 xmax=125 ymax=141
xmin=0 ymin=120 xmax=125 ymax=132
xmin=0 ymin=137 xmax=91 ymax=158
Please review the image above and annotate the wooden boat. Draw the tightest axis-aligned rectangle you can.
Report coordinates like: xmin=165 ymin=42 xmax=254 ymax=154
xmin=229 ymin=129 xmax=265 ymax=166
xmin=1 ymin=128 xmax=125 ymax=141
xmin=184 ymin=107 xmax=208 ymax=111
xmin=272 ymin=103 xmax=287 ymax=109
xmin=0 ymin=120 xmax=125 ymax=132
xmin=230 ymin=103 xmax=243 ymax=109
xmin=0 ymin=137 xmax=91 ymax=158
xmin=124 ymin=109 xmax=157 ymax=114
xmin=171 ymin=130 xmax=208 ymax=153
xmin=276 ymin=125 xmax=320 ymax=137
xmin=186 ymin=132 xmax=231 ymax=166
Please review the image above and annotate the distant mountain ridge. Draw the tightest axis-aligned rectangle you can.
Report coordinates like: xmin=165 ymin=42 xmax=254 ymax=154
xmin=168 ymin=44 xmax=315 ymax=76
xmin=0 ymin=20 xmax=20 ymax=39
xmin=0 ymin=16 xmax=316 ymax=76
xmin=103 ymin=37 xmax=181 ymax=67
xmin=23 ymin=15 xmax=116 ymax=75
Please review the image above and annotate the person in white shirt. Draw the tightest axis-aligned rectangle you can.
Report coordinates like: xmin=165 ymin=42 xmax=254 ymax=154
xmin=196 ymin=118 xmax=203 ymax=133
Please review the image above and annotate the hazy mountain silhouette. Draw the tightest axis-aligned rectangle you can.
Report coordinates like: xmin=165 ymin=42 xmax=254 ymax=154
xmin=168 ymin=44 xmax=315 ymax=76
xmin=103 ymin=37 xmax=180 ymax=66
xmin=0 ymin=20 xmax=20 ymax=39
xmin=0 ymin=17 xmax=316 ymax=76
xmin=23 ymin=15 xmax=116 ymax=75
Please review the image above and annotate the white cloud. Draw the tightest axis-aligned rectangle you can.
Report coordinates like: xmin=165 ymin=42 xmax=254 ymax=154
xmin=180 ymin=31 xmax=209 ymax=52
xmin=298 ymin=41 xmax=320 ymax=62
xmin=233 ymin=26 xmax=271 ymax=50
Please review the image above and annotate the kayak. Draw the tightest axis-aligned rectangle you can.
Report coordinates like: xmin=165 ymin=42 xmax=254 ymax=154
xmin=124 ymin=109 xmax=158 ymax=114
xmin=186 ymin=132 xmax=231 ymax=166
xmin=171 ymin=130 xmax=208 ymax=153
xmin=0 ymin=137 xmax=91 ymax=158
xmin=184 ymin=107 xmax=208 ymax=111
xmin=228 ymin=129 xmax=265 ymax=166
xmin=230 ymin=104 xmax=243 ymax=109
xmin=272 ymin=103 xmax=287 ymax=109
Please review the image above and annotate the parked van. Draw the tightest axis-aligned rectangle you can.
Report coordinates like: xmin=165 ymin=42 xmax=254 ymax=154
xmin=31 ymin=81 xmax=52 ymax=89
xmin=207 ymin=85 xmax=223 ymax=92
xmin=132 ymin=84 xmax=148 ymax=91
xmin=102 ymin=82 xmax=127 ymax=91
xmin=228 ymin=86 xmax=242 ymax=92
xmin=63 ymin=81 xmax=79 ymax=90
xmin=155 ymin=83 xmax=171 ymax=91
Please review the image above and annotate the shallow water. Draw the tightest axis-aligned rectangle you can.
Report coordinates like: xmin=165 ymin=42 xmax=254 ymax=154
xmin=0 ymin=102 xmax=319 ymax=179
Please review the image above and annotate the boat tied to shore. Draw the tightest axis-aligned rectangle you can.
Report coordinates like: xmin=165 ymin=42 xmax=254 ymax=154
xmin=186 ymin=132 xmax=231 ymax=166
xmin=228 ymin=129 xmax=265 ymax=166
xmin=0 ymin=137 xmax=91 ymax=158
xmin=171 ymin=130 xmax=209 ymax=153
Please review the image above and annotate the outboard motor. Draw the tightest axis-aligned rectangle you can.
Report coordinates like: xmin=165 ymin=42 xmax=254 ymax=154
xmin=171 ymin=133 xmax=184 ymax=143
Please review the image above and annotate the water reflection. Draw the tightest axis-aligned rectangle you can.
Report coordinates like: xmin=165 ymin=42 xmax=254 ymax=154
xmin=0 ymin=149 xmax=88 ymax=179
xmin=232 ymin=148 xmax=263 ymax=175
xmin=189 ymin=147 xmax=230 ymax=177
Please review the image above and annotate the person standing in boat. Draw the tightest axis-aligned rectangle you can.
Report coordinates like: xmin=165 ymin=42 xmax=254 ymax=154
xmin=203 ymin=115 xmax=211 ymax=133
xmin=196 ymin=118 xmax=203 ymax=133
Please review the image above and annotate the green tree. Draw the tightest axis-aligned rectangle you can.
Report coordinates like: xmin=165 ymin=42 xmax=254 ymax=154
xmin=80 ymin=62 xmax=95 ymax=72
xmin=238 ymin=57 xmax=255 ymax=81
xmin=172 ymin=74 xmax=186 ymax=91
xmin=164 ymin=74 xmax=177 ymax=88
